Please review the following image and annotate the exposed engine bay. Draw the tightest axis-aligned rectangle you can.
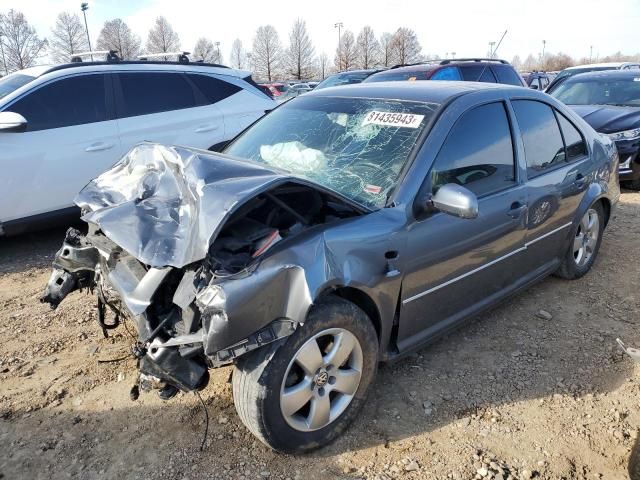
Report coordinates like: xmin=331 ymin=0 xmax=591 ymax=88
xmin=41 ymin=144 xmax=364 ymax=399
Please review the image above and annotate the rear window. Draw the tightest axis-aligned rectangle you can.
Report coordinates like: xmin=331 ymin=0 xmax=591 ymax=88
xmin=365 ymin=70 xmax=428 ymax=82
xmin=460 ymin=65 xmax=497 ymax=83
xmin=273 ymin=84 xmax=289 ymax=93
xmin=492 ymin=66 xmax=524 ymax=86
xmin=188 ymin=74 xmax=241 ymax=105
xmin=0 ymin=73 xmax=35 ymax=100
xmin=315 ymin=72 xmax=372 ymax=89
xmin=117 ymin=72 xmax=196 ymax=118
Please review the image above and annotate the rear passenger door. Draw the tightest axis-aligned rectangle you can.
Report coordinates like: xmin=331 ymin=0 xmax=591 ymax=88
xmin=510 ymin=99 xmax=591 ymax=272
xmin=113 ymin=71 xmax=226 ymax=151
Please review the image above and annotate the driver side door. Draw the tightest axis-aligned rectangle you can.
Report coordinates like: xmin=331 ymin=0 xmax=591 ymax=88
xmin=397 ymin=100 xmax=528 ymax=352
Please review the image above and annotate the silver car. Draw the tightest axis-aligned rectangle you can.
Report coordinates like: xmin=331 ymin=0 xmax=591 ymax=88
xmin=42 ymin=81 xmax=619 ymax=453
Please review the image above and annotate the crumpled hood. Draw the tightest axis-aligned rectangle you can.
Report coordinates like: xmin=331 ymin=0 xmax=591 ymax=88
xmin=570 ymin=104 xmax=640 ymax=134
xmin=76 ymin=143 xmax=294 ymax=268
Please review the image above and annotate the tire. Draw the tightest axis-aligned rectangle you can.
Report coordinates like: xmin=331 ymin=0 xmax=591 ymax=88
xmin=232 ymin=295 xmax=378 ymax=453
xmin=554 ymin=201 xmax=605 ymax=280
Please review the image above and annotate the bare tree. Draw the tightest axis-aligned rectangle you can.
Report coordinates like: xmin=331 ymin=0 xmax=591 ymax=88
xmin=230 ymin=39 xmax=245 ymax=69
xmin=522 ymin=54 xmax=537 ymax=71
xmin=193 ymin=37 xmax=220 ymax=63
xmin=49 ymin=12 xmax=88 ymax=63
xmin=0 ymin=10 xmax=47 ymax=72
xmin=318 ymin=52 xmax=329 ymax=79
xmin=356 ymin=26 xmax=379 ymax=69
xmin=252 ymin=25 xmax=282 ymax=81
xmin=391 ymin=27 xmax=422 ymax=65
xmin=285 ymin=18 xmax=315 ymax=80
xmin=146 ymin=16 xmax=180 ymax=58
xmin=379 ymin=32 xmax=395 ymax=67
xmin=334 ymin=30 xmax=357 ymax=71
xmin=97 ymin=18 xmax=140 ymax=60
xmin=511 ymin=55 xmax=522 ymax=70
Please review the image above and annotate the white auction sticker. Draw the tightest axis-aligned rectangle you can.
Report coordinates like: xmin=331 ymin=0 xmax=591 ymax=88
xmin=362 ymin=111 xmax=425 ymax=128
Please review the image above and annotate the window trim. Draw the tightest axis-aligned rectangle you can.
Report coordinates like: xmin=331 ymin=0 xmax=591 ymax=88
xmin=424 ymin=99 xmax=519 ymax=200
xmin=1 ymin=72 xmax=114 ymax=130
xmin=510 ymin=98 xmax=590 ymax=180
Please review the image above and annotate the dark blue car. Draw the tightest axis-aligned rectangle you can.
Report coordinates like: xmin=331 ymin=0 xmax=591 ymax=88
xmin=550 ymin=70 xmax=640 ymax=188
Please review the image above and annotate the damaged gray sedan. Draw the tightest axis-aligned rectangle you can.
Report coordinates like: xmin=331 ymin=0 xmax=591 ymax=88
xmin=42 ymin=81 xmax=619 ymax=453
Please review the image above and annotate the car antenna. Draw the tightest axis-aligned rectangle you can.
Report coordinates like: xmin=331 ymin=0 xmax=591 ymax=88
xmin=477 ymin=29 xmax=508 ymax=81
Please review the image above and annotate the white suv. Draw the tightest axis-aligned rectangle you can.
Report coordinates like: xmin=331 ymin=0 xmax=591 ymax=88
xmin=0 ymin=59 xmax=276 ymax=235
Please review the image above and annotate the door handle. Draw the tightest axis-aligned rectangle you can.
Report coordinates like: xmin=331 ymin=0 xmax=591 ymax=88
xmin=508 ymin=202 xmax=527 ymax=219
xmin=85 ymin=142 xmax=114 ymax=152
xmin=574 ymin=174 xmax=586 ymax=188
xmin=195 ymin=124 xmax=220 ymax=133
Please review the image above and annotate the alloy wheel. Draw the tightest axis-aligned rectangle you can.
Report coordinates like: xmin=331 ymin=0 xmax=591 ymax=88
xmin=280 ymin=328 xmax=363 ymax=432
xmin=573 ymin=208 xmax=600 ymax=267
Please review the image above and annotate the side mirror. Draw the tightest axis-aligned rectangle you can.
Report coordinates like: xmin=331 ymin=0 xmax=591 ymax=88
xmin=0 ymin=112 xmax=27 ymax=132
xmin=530 ymin=83 xmax=539 ymax=90
xmin=431 ymin=183 xmax=478 ymax=219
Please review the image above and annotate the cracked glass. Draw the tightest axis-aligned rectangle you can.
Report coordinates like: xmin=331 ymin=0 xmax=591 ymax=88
xmin=224 ymin=96 xmax=439 ymax=208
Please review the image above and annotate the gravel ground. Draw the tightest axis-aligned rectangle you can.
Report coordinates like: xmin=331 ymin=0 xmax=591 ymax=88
xmin=2 ymin=192 xmax=640 ymax=480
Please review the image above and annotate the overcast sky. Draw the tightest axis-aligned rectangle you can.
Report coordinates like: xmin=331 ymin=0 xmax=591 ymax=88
xmin=5 ymin=0 xmax=640 ymax=63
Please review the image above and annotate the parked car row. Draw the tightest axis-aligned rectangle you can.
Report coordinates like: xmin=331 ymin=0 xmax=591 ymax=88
xmin=1 ymin=47 xmax=629 ymax=454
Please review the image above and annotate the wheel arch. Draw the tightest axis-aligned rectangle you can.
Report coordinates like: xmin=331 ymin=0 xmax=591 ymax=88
xmin=316 ymin=286 xmax=382 ymax=342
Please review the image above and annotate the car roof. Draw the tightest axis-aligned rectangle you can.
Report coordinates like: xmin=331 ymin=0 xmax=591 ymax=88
xmin=17 ymin=62 xmax=250 ymax=79
xmin=563 ymin=69 xmax=640 ymax=82
xmin=565 ymin=62 xmax=639 ymax=71
xmin=305 ymin=80 xmax=520 ymax=104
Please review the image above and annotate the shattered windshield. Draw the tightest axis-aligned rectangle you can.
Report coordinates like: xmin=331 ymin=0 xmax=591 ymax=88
xmin=224 ymin=95 xmax=439 ymax=208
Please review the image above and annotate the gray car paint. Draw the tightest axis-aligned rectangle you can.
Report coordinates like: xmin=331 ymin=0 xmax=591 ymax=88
xmin=43 ymin=81 xmax=620 ymax=379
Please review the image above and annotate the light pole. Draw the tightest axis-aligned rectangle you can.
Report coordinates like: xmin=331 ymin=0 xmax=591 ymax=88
xmin=215 ymin=41 xmax=220 ymax=63
xmin=334 ymin=22 xmax=343 ymax=70
xmin=80 ymin=3 xmax=93 ymax=61
xmin=541 ymin=39 xmax=546 ymax=69
xmin=488 ymin=42 xmax=495 ymax=58
xmin=0 ymin=34 xmax=7 ymax=76
xmin=590 ymin=45 xmax=593 ymax=63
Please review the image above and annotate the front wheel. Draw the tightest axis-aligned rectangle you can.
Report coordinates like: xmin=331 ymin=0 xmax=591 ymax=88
xmin=554 ymin=202 xmax=604 ymax=279
xmin=232 ymin=296 xmax=378 ymax=453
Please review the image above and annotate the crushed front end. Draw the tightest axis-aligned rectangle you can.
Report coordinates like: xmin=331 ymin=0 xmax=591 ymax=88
xmin=41 ymin=143 xmax=364 ymax=399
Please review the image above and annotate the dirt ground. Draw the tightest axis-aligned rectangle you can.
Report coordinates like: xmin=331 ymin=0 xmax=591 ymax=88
xmin=2 ymin=192 xmax=640 ymax=480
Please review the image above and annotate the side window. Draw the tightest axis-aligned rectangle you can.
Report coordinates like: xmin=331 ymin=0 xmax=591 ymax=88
xmin=117 ymin=72 xmax=196 ymax=118
xmin=188 ymin=74 xmax=241 ymax=106
xmin=431 ymin=102 xmax=516 ymax=197
xmin=541 ymin=76 xmax=549 ymax=88
xmin=9 ymin=74 xmax=107 ymax=131
xmin=512 ymin=100 xmax=566 ymax=177
xmin=493 ymin=66 xmax=524 ymax=86
xmin=460 ymin=65 xmax=497 ymax=83
xmin=556 ymin=111 xmax=587 ymax=160
xmin=431 ymin=67 xmax=461 ymax=81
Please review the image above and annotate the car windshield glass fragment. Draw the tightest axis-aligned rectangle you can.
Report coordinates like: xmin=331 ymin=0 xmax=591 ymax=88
xmin=225 ymin=96 xmax=438 ymax=208
xmin=552 ymin=77 xmax=640 ymax=107
xmin=0 ymin=73 xmax=35 ymax=100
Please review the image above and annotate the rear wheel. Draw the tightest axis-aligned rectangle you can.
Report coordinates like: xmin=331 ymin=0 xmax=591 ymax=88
xmin=232 ymin=296 xmax=378 ymax=453
xmin=554 ymin=202 xmax=604 ymax=279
